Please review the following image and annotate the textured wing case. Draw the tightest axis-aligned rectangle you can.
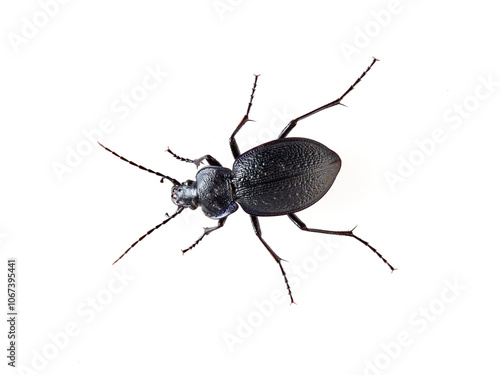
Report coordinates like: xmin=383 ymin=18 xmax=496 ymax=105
xmin=232 ymin=138 xmax=341 ymax=216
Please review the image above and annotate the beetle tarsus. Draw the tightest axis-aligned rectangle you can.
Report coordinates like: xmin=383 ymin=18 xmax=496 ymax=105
xmin=349 ymin=231 xmax=396 ymax=272
xmin=166 ymin=147 xmax=195 ymax=164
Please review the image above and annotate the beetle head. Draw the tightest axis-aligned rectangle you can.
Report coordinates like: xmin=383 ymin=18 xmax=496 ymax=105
xmin=171 ymin=180 xmax=198 ymax=210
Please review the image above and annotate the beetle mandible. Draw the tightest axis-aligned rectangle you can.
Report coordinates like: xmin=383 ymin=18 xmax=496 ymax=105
xmin=99 ymin=57 xmax=396 ymax=303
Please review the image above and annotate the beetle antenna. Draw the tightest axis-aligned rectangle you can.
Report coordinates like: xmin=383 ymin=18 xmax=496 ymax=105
xmin=98 ymin=142 xmax=180 ymax=186
xmin=112 ymin=206 xmax=184 ymax=265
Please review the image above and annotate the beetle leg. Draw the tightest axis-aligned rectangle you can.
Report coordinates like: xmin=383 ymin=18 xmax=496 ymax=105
xmin=288 ymin=213 xmax=396 ymax=272
xmin=166 ymin=147 xmax=221 ymax=167
xmin=278 ymin=57 xmax=378 ymax=139
xmin=250 ymin=216 xmax=295 ymax=304
xmin=229 ymin=74 xmax=260 ymax=159
xmin=181 ymin=217 xmax=227 ymax=254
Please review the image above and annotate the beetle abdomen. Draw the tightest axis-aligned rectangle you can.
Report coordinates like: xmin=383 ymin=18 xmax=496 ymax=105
xmin=232 ymin=138 xmax=341 ymax=216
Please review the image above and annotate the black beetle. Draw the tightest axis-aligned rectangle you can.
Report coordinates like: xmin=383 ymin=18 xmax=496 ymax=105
xmin=99 ymin=58 xmax=395 ymax=303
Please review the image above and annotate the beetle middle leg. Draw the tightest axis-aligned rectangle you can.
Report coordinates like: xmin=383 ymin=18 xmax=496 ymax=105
xmin=229 ymin=74 xmax=260 ymax=159
xmin=288 ymin=213 xmax=396 ymax=272
xmin=181 ymin=217 xmax=227 ymax=254
xmin=166 ymin=147 xmax=221 ymax=167
xmin=250 ymin=216 xmax=295 ymax=304
xmin=278 ymin=57 xmax=378 ymax=139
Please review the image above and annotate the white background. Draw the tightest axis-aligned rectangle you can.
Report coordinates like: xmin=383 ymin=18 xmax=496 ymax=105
xmin=1 ymin=0 xmax=499 ymax=374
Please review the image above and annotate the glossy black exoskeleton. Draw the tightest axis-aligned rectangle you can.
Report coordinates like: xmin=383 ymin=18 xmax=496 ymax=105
xmin=99 ymin=58 xmax=395 ymax=303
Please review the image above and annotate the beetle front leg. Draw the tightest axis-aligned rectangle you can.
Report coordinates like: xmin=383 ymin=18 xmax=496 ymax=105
xmin=278 ymin=58 xmax=378 ymax=139
xmin=288 ymin=213 xmax=396 ymax=272
xmin=181 ymin=217 xmax=227 ymax=254
xmin=250 ymin=216 xmax=295 ymax=304
xmin=229 ymin=74 xmax=260 ymax=159
xmin=166 ymin=147 xmax=221 ymax=167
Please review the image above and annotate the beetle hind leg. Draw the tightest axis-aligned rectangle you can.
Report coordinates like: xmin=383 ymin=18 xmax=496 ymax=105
xmin=278 ymin=57 xmax=378 ymax=139
xmin=288 ymin=213 xmax=396 ymax=272
xmin=250 ymin=216 xmax=295 ymax=304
